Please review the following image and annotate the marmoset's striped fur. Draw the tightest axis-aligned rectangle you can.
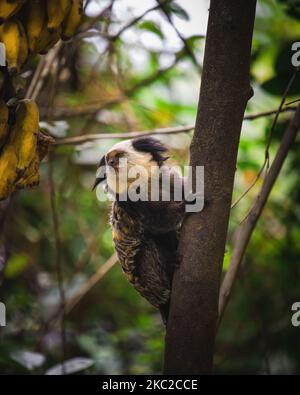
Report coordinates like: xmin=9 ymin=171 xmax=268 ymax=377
xmin=93 ymin=137 xmax=185 ymax=323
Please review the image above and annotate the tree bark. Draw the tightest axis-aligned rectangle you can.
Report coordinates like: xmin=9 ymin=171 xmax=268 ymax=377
xmin=164 ymin=0 xmax=257 ymax=374
xmin=218 ymin=102 xmax=300 ymax=325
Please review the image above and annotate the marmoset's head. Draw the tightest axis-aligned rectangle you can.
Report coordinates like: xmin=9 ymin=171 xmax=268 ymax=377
xmin=93 ymin=137 xmax=169 ymax=195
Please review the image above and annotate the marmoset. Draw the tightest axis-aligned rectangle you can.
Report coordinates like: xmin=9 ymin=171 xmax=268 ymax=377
xmin=93 ymin=137 xmax=185 ymax=323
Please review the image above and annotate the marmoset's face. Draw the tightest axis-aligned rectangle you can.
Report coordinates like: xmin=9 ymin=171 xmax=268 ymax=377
xmin=93 ymin=137 xmax=169 ymax=197
xmin=105 ymin=140 xmax=155 ymax=195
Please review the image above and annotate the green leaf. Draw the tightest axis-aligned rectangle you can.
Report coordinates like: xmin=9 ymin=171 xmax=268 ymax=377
xmin=222 ymin=246 xmax=232 ymax=271
xmin=185 ymin=35 xmax=205 ymax=49
xmin=261 ymin=42 xmax=300 ymax=96
xmin=165 ymin=1 xmax=190 ymax=21
xmin=4 ymin=254 xmax=30 ymax=279
xmin=278 ymin=0 xmax=300 ymax=19
xmin=138 ymin=21 xmax=164 ymax=40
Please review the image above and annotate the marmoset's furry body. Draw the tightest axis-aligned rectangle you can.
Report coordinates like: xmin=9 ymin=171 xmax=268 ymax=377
xmin=94 ymin=137 xmax=185 ymax=323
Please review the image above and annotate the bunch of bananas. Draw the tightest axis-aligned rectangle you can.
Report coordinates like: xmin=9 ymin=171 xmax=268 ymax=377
xmin=0 ymin=98 xmax=41 ymax=200
xmin=0 ymin=0 xmax=83 ymax=73
xmin=0 ymin=0 xmax=84 ymax=200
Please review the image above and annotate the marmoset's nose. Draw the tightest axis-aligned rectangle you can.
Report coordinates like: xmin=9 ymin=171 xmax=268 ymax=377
xmin=107 ymin=156 xmax=118 ymax=168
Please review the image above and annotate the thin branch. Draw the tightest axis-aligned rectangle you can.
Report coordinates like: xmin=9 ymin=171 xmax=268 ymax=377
xmin=54 ymin=124 xmax=194 ymax=146
xmin=83 ymin=0 xmax=92 ymax=11
xmin=112 ymin=4 xmax=161 ymax=39
xmin=284 ymin=98 xmax=300 ymax=106
xmin=26 ymin=56 xmax=46 ymax=99
xmin=75 ymin=29 xmax=110 ymax=41
xmin=76 ymin=3 xmax=160 ymax=43
xmin=231 ymin=68 xmax=299 ymax=210
xmin=77 ymin=0 xmax=115 ymax=37
xmin=65 ymin=252 xmax=118 ymax=314
xmin=230 ymin=163 xmax=266 ymax=210
xmin=26 ymin=44 xmax=62 ymax=101
xmin=46 ymin=56 xmax=61 ymax=119
xmin=53 ymin=106 xmax=298 ymax=146
xmin=243 ymin=105 xmax=296 ymax=120
xmin=44 ymin=252 xmax=117 ymax=326
xmin=48 ymin=151 xmax=67 ymax=373
xmin=155 ymin=0 xmax=201 ymax=71
xmin=218 ymin=103 xmax=300 ymax=326
xmin=264 ymin=68 xmax=299 ymax=170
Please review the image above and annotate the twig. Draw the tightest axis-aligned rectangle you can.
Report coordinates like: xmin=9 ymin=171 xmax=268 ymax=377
xmin=112 ymin=4 xmax=161 ymax=40
xmin=26 ymin=56 xmax=46 ymax=99
xmin=77 ymin=0 xmax=114 ymax=37
xmin=231 ymin=69 xmax=299 ymax=210
xmin=46 ymin=56 xmax=61 ymax=119
xmin=243 ymin=105 xmax=296 ymax=120
xmin=53 ymin=105 xmax=298 ymax=146
xmin=155 ymin=0 xmax=201 ymax=71
xmin=76 ymin=3 xmax=160 ymax=43
xmin=264 ymin=68 xmax=299 ymax=170
xmin=218 ymin=103 xmax=300 ymax=326
xmin=48 ymin=151 xmax=67 ymax=374
xmin=27 ymin=44 xmax=62 ymax=101
xmin=65 ymin=252 xmax=118 ymax=314
xmin=285 ymin=98 xmax=300 ymax=106
xmin=54 ymin=123 xmax=194 ymax=146
xmin=231 ymin=163 xmax=266 ymax=210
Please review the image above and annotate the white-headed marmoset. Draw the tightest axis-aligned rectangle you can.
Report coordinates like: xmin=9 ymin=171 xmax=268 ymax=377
xmin=93 ymin=137 xmax=186 ymax=323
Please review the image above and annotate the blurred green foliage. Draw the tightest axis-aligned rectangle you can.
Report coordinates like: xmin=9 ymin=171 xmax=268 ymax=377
xmin=0 ymin=0 xmax=300 ymax=375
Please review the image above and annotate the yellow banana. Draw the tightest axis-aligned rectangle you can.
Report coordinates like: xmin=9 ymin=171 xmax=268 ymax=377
xmin=16 ymin=155 xmax=40 ymax=190
xmin=0 ymin=144 xmax=18 ymax=200
xmin=16 ymin=130 xmax=56 ymax=190
xmin=24 ymin=0 xmax=46 ymax=53
xmin=14 ymin=129 xmax=56 ymax=190
xmin=24 ymin=0 xmax=61 ymax=54
xmin=0 ymin=119 xmax=19 ymax=200
xmin=0 ymin=0 xmax=26 ymax=24
xmin=11 ymin=99 xmax=39 ymax=174
xmin=0 ymin=99 xmax=9 ymax=146
xmin=25 ymin=0 xmax=60 ymax=54
xmin=61 ymin=0 xmax=83 ymax=40
xmin=47 ymin=0 xmax=72 ymax=32
xmin=0 ymin=18 xmax=28 ymax=73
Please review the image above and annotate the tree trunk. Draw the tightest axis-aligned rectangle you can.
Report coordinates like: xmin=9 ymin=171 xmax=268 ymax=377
xmin=164 ymin=0 xmax=257 ymax=374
